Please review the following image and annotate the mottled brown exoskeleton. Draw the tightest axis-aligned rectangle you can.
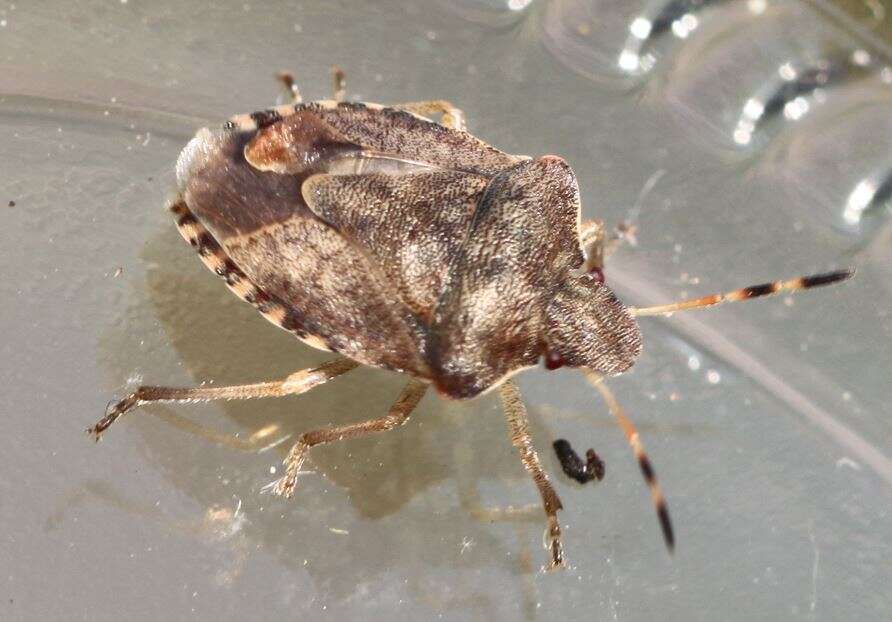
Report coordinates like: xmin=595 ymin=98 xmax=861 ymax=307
xmin=90 ymin=69 xmax=853 ymax=570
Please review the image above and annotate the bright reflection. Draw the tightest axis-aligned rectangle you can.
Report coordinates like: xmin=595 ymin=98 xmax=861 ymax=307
xmin=747 ymin=0 xmax=767 ymax=14
xmin=629 ymin=16 xmax=652 ymax=39
xmin=249 ymin=423 xmax=281 ymax=442
xmin=507 ymin=0 xmax=533 ymax=11
xmin=742 ymin=97 xmax=765 ymax=121
xmin=733 ymin=122 xmax=755 ymax=146
xmin=783 ymin=96 xmax=809 ymax=120
xmin=843 ymin=180 xmax=876 ymax=225
xmin=671 ymin=13 xmax=699 ymax=39
xmin=778 ymin=62 xmax=797 ymax=81
xmin=851 ymin=49 xmax=872 ymax=66
xmin=618 ymin=49 xmax=640 ymax=71
xmin=734 ymin=98 xmax=765 ymax=145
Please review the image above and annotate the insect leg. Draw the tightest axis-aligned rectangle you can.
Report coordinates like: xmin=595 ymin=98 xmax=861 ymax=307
xmin=579 ymin=219 xmax=607 ymax=273
xmin=331 ymin=65 xmax=346 ymax=102
xmin=498 ymin=379 xmax=565 ymax=570
xmin=88 ymin=358 xmax=359 ymax=441
xmin=394 ymin=100 xmax=467 ymax=131
xmin=579 ymin=219 xmax=636 ymax=273
xmin=275 ymin=71 xmax=303 ymax=103
xmin=583 ymin=371 xmax=674 ymax=552
xmin=272 ymin=379 xmax=428 ymax=498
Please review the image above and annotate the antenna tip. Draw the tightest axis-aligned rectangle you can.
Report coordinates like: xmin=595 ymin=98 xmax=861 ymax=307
xmin=801 ymin=268 xmax=855 ymax=288
xmin=658 ymin=503 xmax=675 ymax=553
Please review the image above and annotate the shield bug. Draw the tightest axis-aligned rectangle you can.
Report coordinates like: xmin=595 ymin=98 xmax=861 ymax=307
xmin=89 ymin=68 xmax=853 ymax=570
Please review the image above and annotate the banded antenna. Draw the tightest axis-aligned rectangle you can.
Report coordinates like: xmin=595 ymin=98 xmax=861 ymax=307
xmin=630 ymin=269 xmax=854 ymax=317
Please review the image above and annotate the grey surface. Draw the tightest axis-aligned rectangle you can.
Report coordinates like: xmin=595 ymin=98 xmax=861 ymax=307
xmin=2 ymin=1 xmax=891 ymax=620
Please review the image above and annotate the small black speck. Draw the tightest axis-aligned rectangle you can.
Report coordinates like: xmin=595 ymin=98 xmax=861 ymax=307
xmin=147 ymin=176 xmax=154 ymax=182
xmin=8 ymin=200 xmax=15 ymax=207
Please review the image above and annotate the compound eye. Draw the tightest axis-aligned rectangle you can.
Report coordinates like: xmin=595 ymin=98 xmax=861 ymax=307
xmin=544 ymin=350 xmax=565 ymax=370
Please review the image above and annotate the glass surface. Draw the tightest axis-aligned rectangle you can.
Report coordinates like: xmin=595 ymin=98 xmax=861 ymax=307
xmin=2 ymin=1 xmax=890 ymax=620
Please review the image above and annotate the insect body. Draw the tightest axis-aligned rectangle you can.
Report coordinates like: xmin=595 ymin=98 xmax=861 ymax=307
xmin=90 ymin=70 xmax=852 ymax=570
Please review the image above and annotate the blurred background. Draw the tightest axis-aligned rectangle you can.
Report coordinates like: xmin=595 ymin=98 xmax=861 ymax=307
xmin=1 ymin=1 xmax=890 ymax=620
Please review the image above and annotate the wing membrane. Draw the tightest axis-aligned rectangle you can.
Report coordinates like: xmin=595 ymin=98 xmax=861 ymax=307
xmin=303 ymin=169 xmax=490 ymax=320
xmin=430 ymin=157 xmax=585 ymax=397
xmin=177 ymin=126 xmax=429 ymax=375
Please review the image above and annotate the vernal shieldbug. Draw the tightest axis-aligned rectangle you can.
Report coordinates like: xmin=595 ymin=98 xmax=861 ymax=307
xmin=89 ymin=69 xmax=853 ymax=570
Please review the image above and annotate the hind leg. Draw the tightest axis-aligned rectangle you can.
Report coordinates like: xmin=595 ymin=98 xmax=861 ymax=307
xmin=275 ymin=71 xmax=303 ymax=103
xmin=273 ymin=67 xmax=466 ymax=129
xmin=273 ymin=379 xmax=428 ymax=497
xmin=394 ymin=100 xmax=467 ymax=131
xmin=88 ymin=358 xmax=359 ymax=440
xmin=328 ymin=67 xmax=465 ymax=128
xmin=274 ymin=65 xmax=345 ymax=104
xmin=331 ymin=66 xmax=346 ymax=102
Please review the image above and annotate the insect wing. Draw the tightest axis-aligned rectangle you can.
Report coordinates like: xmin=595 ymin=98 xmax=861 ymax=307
xmin=430 ymin=157 xmax=585 ymax=397
xmin=176 ymin=126 xmax=429 ymax=375
xmin=311 ymin=103 xmax=522 ymax=176
xmin=302 ymin=169 xmax=490 ymax=321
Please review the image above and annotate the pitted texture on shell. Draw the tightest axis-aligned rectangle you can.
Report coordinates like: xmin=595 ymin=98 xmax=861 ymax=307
xmin=546 ymin=275 xmax=642 ymax=375
xmin=429 ymin=157 xmax=589 ymax=397
xmin=174 ymin=102 xmax=641 ymax=398
xmin=176 ymin=118 xmax=428 ymax=375
xmin=303 ymin=170 xmax=489 ymax=321
xmin=310 ymin=103 xmax=523 ymax=175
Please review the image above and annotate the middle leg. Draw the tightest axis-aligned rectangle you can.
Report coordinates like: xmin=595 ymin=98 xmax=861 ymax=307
xmin=273 ymin=378 xmax=428 ymax=497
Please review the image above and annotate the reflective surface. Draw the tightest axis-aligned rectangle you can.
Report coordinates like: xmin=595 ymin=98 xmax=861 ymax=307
xmin=2 ymin=1 xmax=891 ymax=620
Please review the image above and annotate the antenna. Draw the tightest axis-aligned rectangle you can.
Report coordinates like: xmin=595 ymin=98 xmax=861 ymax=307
xmin=630 ymin=269 xmax=854 ymax=317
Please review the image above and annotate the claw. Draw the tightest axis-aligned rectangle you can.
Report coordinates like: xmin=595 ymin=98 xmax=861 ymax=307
xmin=272 ymin=475 xmax=296 ymax=499
xmin=87 ymin=393 xmax=140 ymax=442
xmin=85 ymin=426 xmax=103 ymax=442
xmin=543 ymin=515 xmax=566 ymax=571
xmin=272 ymin=441 xmax=309 ymax=499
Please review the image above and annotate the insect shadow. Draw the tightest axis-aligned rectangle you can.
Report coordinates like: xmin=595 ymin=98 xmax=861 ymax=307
xmin=97 ymin=224 xmax=564 ymax=603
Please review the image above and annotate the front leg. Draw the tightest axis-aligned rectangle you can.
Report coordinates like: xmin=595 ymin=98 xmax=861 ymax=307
xmin=579 ymin=219 xmax=636 ymax=273
xmin=498 ymin=379 xmax=565 ymax=570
